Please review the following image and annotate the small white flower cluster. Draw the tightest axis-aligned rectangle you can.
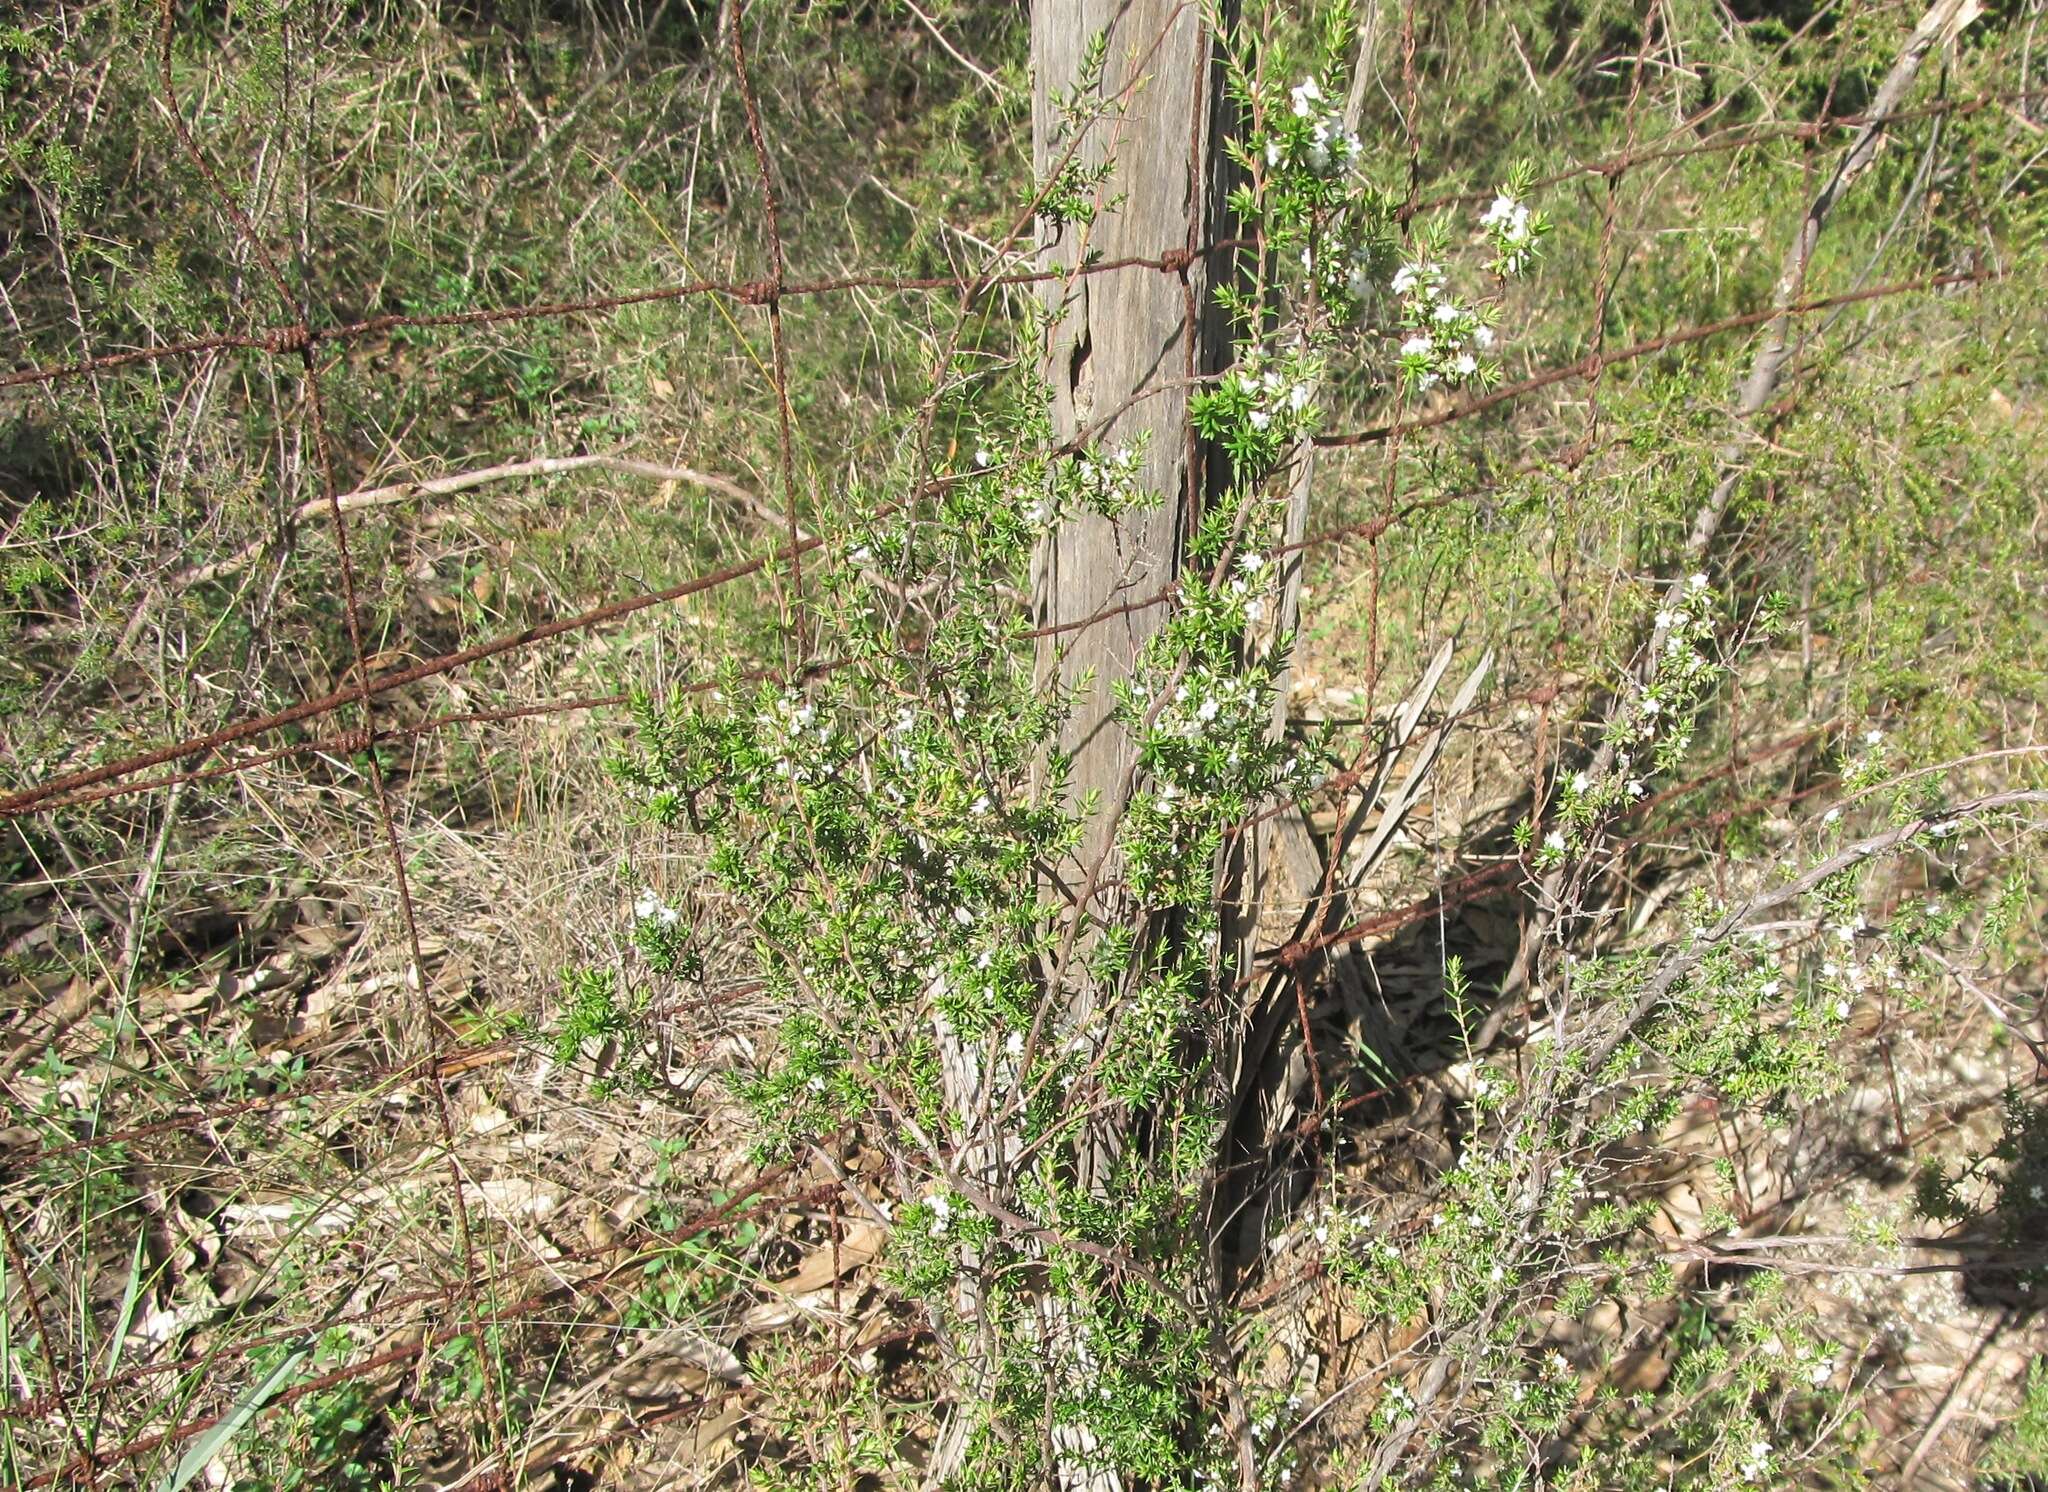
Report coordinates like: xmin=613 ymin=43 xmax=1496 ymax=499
xmin=1479 ymin=189 xmax=1543 ymax=274
xmin=1390 ymin=260 xmax=1495 ymax=391
xmin=758 ymin=688 xmax=835 ymax=784
xmin=983 ymin=1026 xmax=1028 ymax=1092
xmin=1269 ymin=1201 xmax=1351 ymax=1255
xmin=1810 ymin=915 xmax=1902 ymax=1015
xmin=1738 ymin=1437 xmax=1773 ymax=1482
xmin=1622 ymin=574 xmax=1721 ymax=763
xmin=1467 ymin=1065 xmax=1507 ymax=1106
xmin=1218 ymin=346 xmax=1319 ymax=443
xmin=1264 ymin=77 xmax=1360 ymax=178
xmin=1160 ymin=666 xmax=1262 ymax=750
xmin=632 ymin=888 xmax=680 ymax=928
xmin=1228 ymin=548 xmax=1275 ymax=627
xmin=1028 ymin=443 xmax=1142 ymax=528
xmin=1795 ymin=1341 xmax=1836 ymax=1388
xmin=1339 ymin=235 xmax=1380 ymax=303
xmin=1837 ymin=724 xmax=1890 ymax=793
xmin=1544 ymin=576 xmax=1721 ymax=861
xmin=1072 ymin=442 xmax=1140 ymax=504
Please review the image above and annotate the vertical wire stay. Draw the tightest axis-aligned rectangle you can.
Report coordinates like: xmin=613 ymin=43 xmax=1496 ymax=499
xmin=727 ymin=3 xmax=810 ymax=667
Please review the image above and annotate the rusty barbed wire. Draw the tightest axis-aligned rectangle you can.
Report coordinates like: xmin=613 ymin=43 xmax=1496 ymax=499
xmin=0 ymin=262 xmax=1999 ymax=822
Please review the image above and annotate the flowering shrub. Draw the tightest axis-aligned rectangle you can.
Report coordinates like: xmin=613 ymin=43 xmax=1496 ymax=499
xmin=596 ymin=4 xmax=2042 ymax=1487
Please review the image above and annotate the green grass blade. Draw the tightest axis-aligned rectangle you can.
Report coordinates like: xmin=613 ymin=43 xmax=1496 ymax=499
xmin=156 ymin=1344 xmax=310 ymax=1492
xmin=102 ymin=1230 xmax=147 ymax=1380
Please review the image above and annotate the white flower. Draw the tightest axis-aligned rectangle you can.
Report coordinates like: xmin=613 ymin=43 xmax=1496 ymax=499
xmin=1570 ymin=771 xmax=1589 ymax=793
xmin=1822 ymin=807 xmax=1841 ymax=825
xmin=1760 ymin=979 xmax=1781 ymax=997
xmin=1688 ymin=572 xmax=1708 ymax=591
xmin=1289 ymin=77 xmax=1324 ymax=117
xmin=1433 ymin=301 xmax=1461 ymax=323
xmin=1626 ymin=778 xmax=1645 ymax=798
xmin=953 ymin=905 xmax=974 ymax=927
xmin=634 ymin=889 xmax=659 ymax=919
xmin=1481 ymin=194 xmax=1519 ymax=227
xmin=1742 ymin=1439 xmax=1772 ymax=1479
xmin=1864 ymin=728 xmax=1883 ymax=746
xmin=1248 ymin=409 xmax=1272 ymax=430
xmin=1473 ymin=324 xmax=1496 ymax=349
xmin=1265 ymin=139 xmax=1283 ymax=167
xmin=1400 ymin=334 xmax=1432 ymax=358
xmin=1391 ymin=264 xmax=1422 ymax=296
xmin=1544 ymin=830 xmax=1566 ymax=852
xmin=1451 ymin=352 xmax=1477 ymax=376
xmin=1005 ymin=1031 xmax=1024 ymax=1059
xmin=1835 ymin=998 xmax=1852 ymax=1019
xmin=1288 ymin=382 xmax=1312 ymax=412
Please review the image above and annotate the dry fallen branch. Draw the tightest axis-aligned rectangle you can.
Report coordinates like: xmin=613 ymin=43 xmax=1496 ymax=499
xmin=170 ymin=454 xmax=758 ymax=590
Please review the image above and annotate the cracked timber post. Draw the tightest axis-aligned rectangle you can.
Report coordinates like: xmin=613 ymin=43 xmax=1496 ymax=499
xmin=1032 ymin=0 xmax=1238 ymax=871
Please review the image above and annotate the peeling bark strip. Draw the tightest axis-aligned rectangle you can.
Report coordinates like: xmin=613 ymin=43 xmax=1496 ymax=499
xmin=1032 ymin=0 xmax=1239 ymax=869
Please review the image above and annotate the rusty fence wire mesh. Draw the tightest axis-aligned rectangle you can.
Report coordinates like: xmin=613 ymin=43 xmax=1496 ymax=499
xmin=0 ymin=0 xmax=2040 ymax=1485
